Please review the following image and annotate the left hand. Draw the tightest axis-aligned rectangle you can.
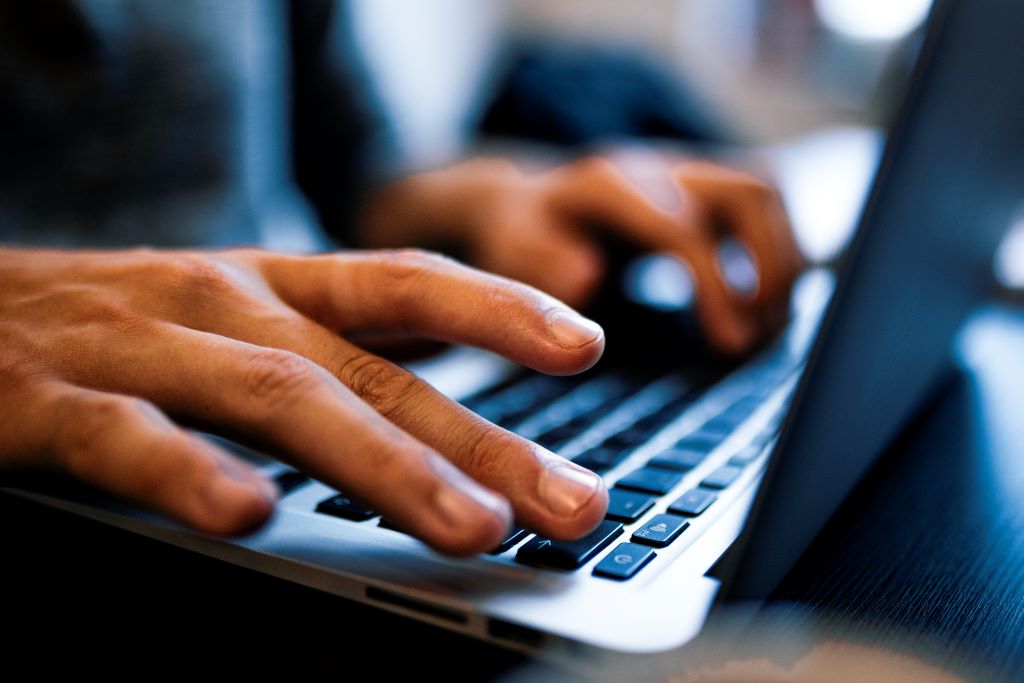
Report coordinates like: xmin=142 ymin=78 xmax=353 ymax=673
xmin=361 ymin=154 xmax=803 ymax=355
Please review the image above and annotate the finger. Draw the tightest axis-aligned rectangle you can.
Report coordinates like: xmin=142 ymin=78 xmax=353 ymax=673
xmin=547 ymin=156 xmax=701 ymax=250
xmin=204 ymin=316 xmax=610 ymax=541
xmin=42 ymin=383 xmax=276 ymax=535
xmin=68 ymin=327 xmax=514 ymax=556
xmin=675 ymin=164 xmax=803 ymax=319
xmin=252 ymin=249 xmax=605 ymax=376
xmin=549 ymin=158 xmax=761 ymax=353
xmin=679 ymin=235 xmax=763 ymax=355
xmin=483 ymin=225 xmax=606 ymax=309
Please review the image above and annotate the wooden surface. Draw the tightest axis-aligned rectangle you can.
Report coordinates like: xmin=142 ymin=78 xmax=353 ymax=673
xmin=5 ymin=304 xmax=1024 ymax=680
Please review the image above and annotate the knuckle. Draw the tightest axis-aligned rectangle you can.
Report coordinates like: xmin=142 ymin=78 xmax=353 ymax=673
xmin=63 ymin=289 xmax=150 ymax=336
xmin=159 ymin=254 xmax=239 ymax=298
xmin=242 ymin=350 xmax=322 ymax=417
xmin=377 ymin=248 xmax=452 ymax=281
xmin=459 ymin=424 xmax=527 ymax=480
xmin=336 ymin=354 xmax=418 ymax=418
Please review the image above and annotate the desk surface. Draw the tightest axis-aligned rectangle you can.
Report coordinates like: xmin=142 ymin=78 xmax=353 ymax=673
xmin=5 ymin=304 xmax=1024 ymax=681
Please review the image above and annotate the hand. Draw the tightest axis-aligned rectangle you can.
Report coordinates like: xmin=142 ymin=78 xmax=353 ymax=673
xmin=0 ymin=247 xmax=608 ymax=554
xmin=362 ymin=155 xmax=803 ymax=355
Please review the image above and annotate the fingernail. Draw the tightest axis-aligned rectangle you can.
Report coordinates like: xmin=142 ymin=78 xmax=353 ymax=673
xmin=429 ymin=457 xmax=512 ymax=529
xmin=217 ymin=459 xmax=279 ymax=504
xmin=434 ymin=484 xmax=511 ymax=530
xmin=547 ymin=309 xmax=603 ymax=349
xmin=539 ymin=462 xmax=603 ymax=517
xmin=251 ymin=474 xmax=280 ymax=503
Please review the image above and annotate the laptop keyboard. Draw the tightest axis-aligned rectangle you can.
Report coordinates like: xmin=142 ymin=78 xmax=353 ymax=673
xmin=287 ymin=345 xmax=799 ymax=582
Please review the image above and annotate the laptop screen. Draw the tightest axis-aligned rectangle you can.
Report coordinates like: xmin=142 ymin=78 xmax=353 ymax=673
xmin=722 ymin=0 xmax=1024 ymax=601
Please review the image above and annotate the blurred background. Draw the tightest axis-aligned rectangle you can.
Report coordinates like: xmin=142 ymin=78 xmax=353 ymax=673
xmin=352 ymin=0 xmax=930 ymax=159
xmin=350 ymin=0 xmax=1022 ymax=286
xmin=2 ymin=0 xmax=1020 ymax=287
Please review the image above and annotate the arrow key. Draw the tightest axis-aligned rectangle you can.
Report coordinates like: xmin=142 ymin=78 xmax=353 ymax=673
xmin=516 ymin=520 xmax=624 ymax=570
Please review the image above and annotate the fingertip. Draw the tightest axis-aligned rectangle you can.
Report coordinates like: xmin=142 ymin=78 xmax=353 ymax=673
xmin=697 ymin=301 xmax=759 ymax=357
xmin=192 ymin=473 xmax=277 ymax=536
xmin=539 ymin=309 xmax=606 ymax=375
xmin=531 ymin=459 xmax=609 ymax=541
xmin=424 ymin=486 xmax=512 ymax=557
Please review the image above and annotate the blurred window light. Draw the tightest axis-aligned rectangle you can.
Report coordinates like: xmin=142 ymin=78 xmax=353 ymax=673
xmin=814 ymin=0 xmax=933 ymax=42
xmin=624 ymin=253 xmax=695 ymax=311
xmin=995 ymin=214 xmax=1024 ymax=291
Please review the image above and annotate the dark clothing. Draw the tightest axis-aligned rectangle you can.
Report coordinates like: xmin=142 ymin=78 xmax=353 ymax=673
xmin=0 ymin=0 xmax=390 ymax=248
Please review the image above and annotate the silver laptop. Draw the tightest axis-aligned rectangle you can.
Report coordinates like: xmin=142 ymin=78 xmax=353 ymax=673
xmin=6 ymin=0 xmax=1023 ymax=666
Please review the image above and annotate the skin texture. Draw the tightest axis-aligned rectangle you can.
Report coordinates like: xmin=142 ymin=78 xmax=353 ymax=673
xmin=0 ymin=156 xmax=802 ymax=555
xmin=363 ymin=156 xmax=803 ymax=355
xmin=0 ymin=247 xmax=608 ymax=555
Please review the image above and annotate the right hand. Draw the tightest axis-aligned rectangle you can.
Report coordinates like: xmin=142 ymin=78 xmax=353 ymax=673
xmin=0 ymin=247 xmax=609 ymax=555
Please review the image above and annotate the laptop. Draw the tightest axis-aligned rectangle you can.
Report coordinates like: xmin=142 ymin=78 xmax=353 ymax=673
xmin=5 ymin=0 xmax=1023 ymax=666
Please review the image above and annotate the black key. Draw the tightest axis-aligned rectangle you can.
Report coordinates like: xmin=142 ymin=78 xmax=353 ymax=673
xmin=615 ymin=467 xmax=684 ymax=495
xmin=605 ymin=489 xmax=656 ymax=523
xmin=631 ymin=408 xmax=675 ymax=433
xmin=273 ymin=469 xmax=310 ymax=495
xmin=668 ymin=488 xmax=717 ymax=516
xmin=316 ymin=494 xmax=376 ymax=521
xmin=593 ymin=543 xmax=656 ymax=581
xmin=699 ymin=416 xmax=739 ymax=438
xmin=602 ymin=426 xmax=651 ymax=450
xmin=488 ymin=527 xmax=529 ymax=555
xmin=674 ymin=433 xmax=720 ymax=452
xmin=561 ymin=414 xmax=594 ymax=432
xmin=648 ymin=447 xmax=706 ymax=471
xmin=377 ymin=518 xmax=407 ymax=533
xmin=534 ymin=427 xmax=573 ymax=449
xmin=719 ymin=397 xmax=761 ymax=421
xmin=572 ymin=446 xmax=624 ymax=473
xmin=516 ymin=520 xmax=624 ymax=570
xmin=631 ymin=514 xmax=689 ymax=547
xmin=701 ymin=465 xmax=743 ymax=489
xmin=729 ymin=445 xmax=762 ymax=467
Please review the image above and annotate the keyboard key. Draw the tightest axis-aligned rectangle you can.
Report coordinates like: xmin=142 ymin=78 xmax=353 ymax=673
xmin=631 ymin=514 xmax=689 ymax=548
xmin=273 ymin=469 xmax=310 ymax=495
xmin=674 ymin=433 xmax=720 ymax=452
xmin=615 ymin=467 xmax=684 ymax=495
xmin=316 ymin=494 xmax=377 ymax=521
xmin=605 ymin=489 xmax=657 ymax=523
xmin=631 ymin=408 xmax=676 ymax=433
xmin=534 ymin=427 xmax=574 ymax=449
xmin=699 ymin=416 xmax=739 ymax=438
xmin=602 ymin=426 xmax=652 ymax=450
xmin=729 ymin=445 xmax=763 ymax=467
xmin=488 ymin=527 xmax=529 ymax=555
xmin=572 ymin=446 xmax=624 ymax=473
xmin=516 ymin=520 xmax=624 ymax=570
xmin=719 ymin=397 xmax=762 ymax=421
xmin=648 ymin=447 xmax=706 ymax=471
xmin=668 ymin=488 xmax=717 ymax=516
xmin=377 ymin=518 xmax=407 ymax=533
xmin=593 ymin=543 xmax=656 ymax=581
xmin=701 ymin=465 xmax=743 ymax=489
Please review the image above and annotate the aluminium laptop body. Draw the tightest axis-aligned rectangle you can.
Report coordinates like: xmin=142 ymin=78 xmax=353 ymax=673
xmin=5 ymin=0 xmax=1023 ymax=666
